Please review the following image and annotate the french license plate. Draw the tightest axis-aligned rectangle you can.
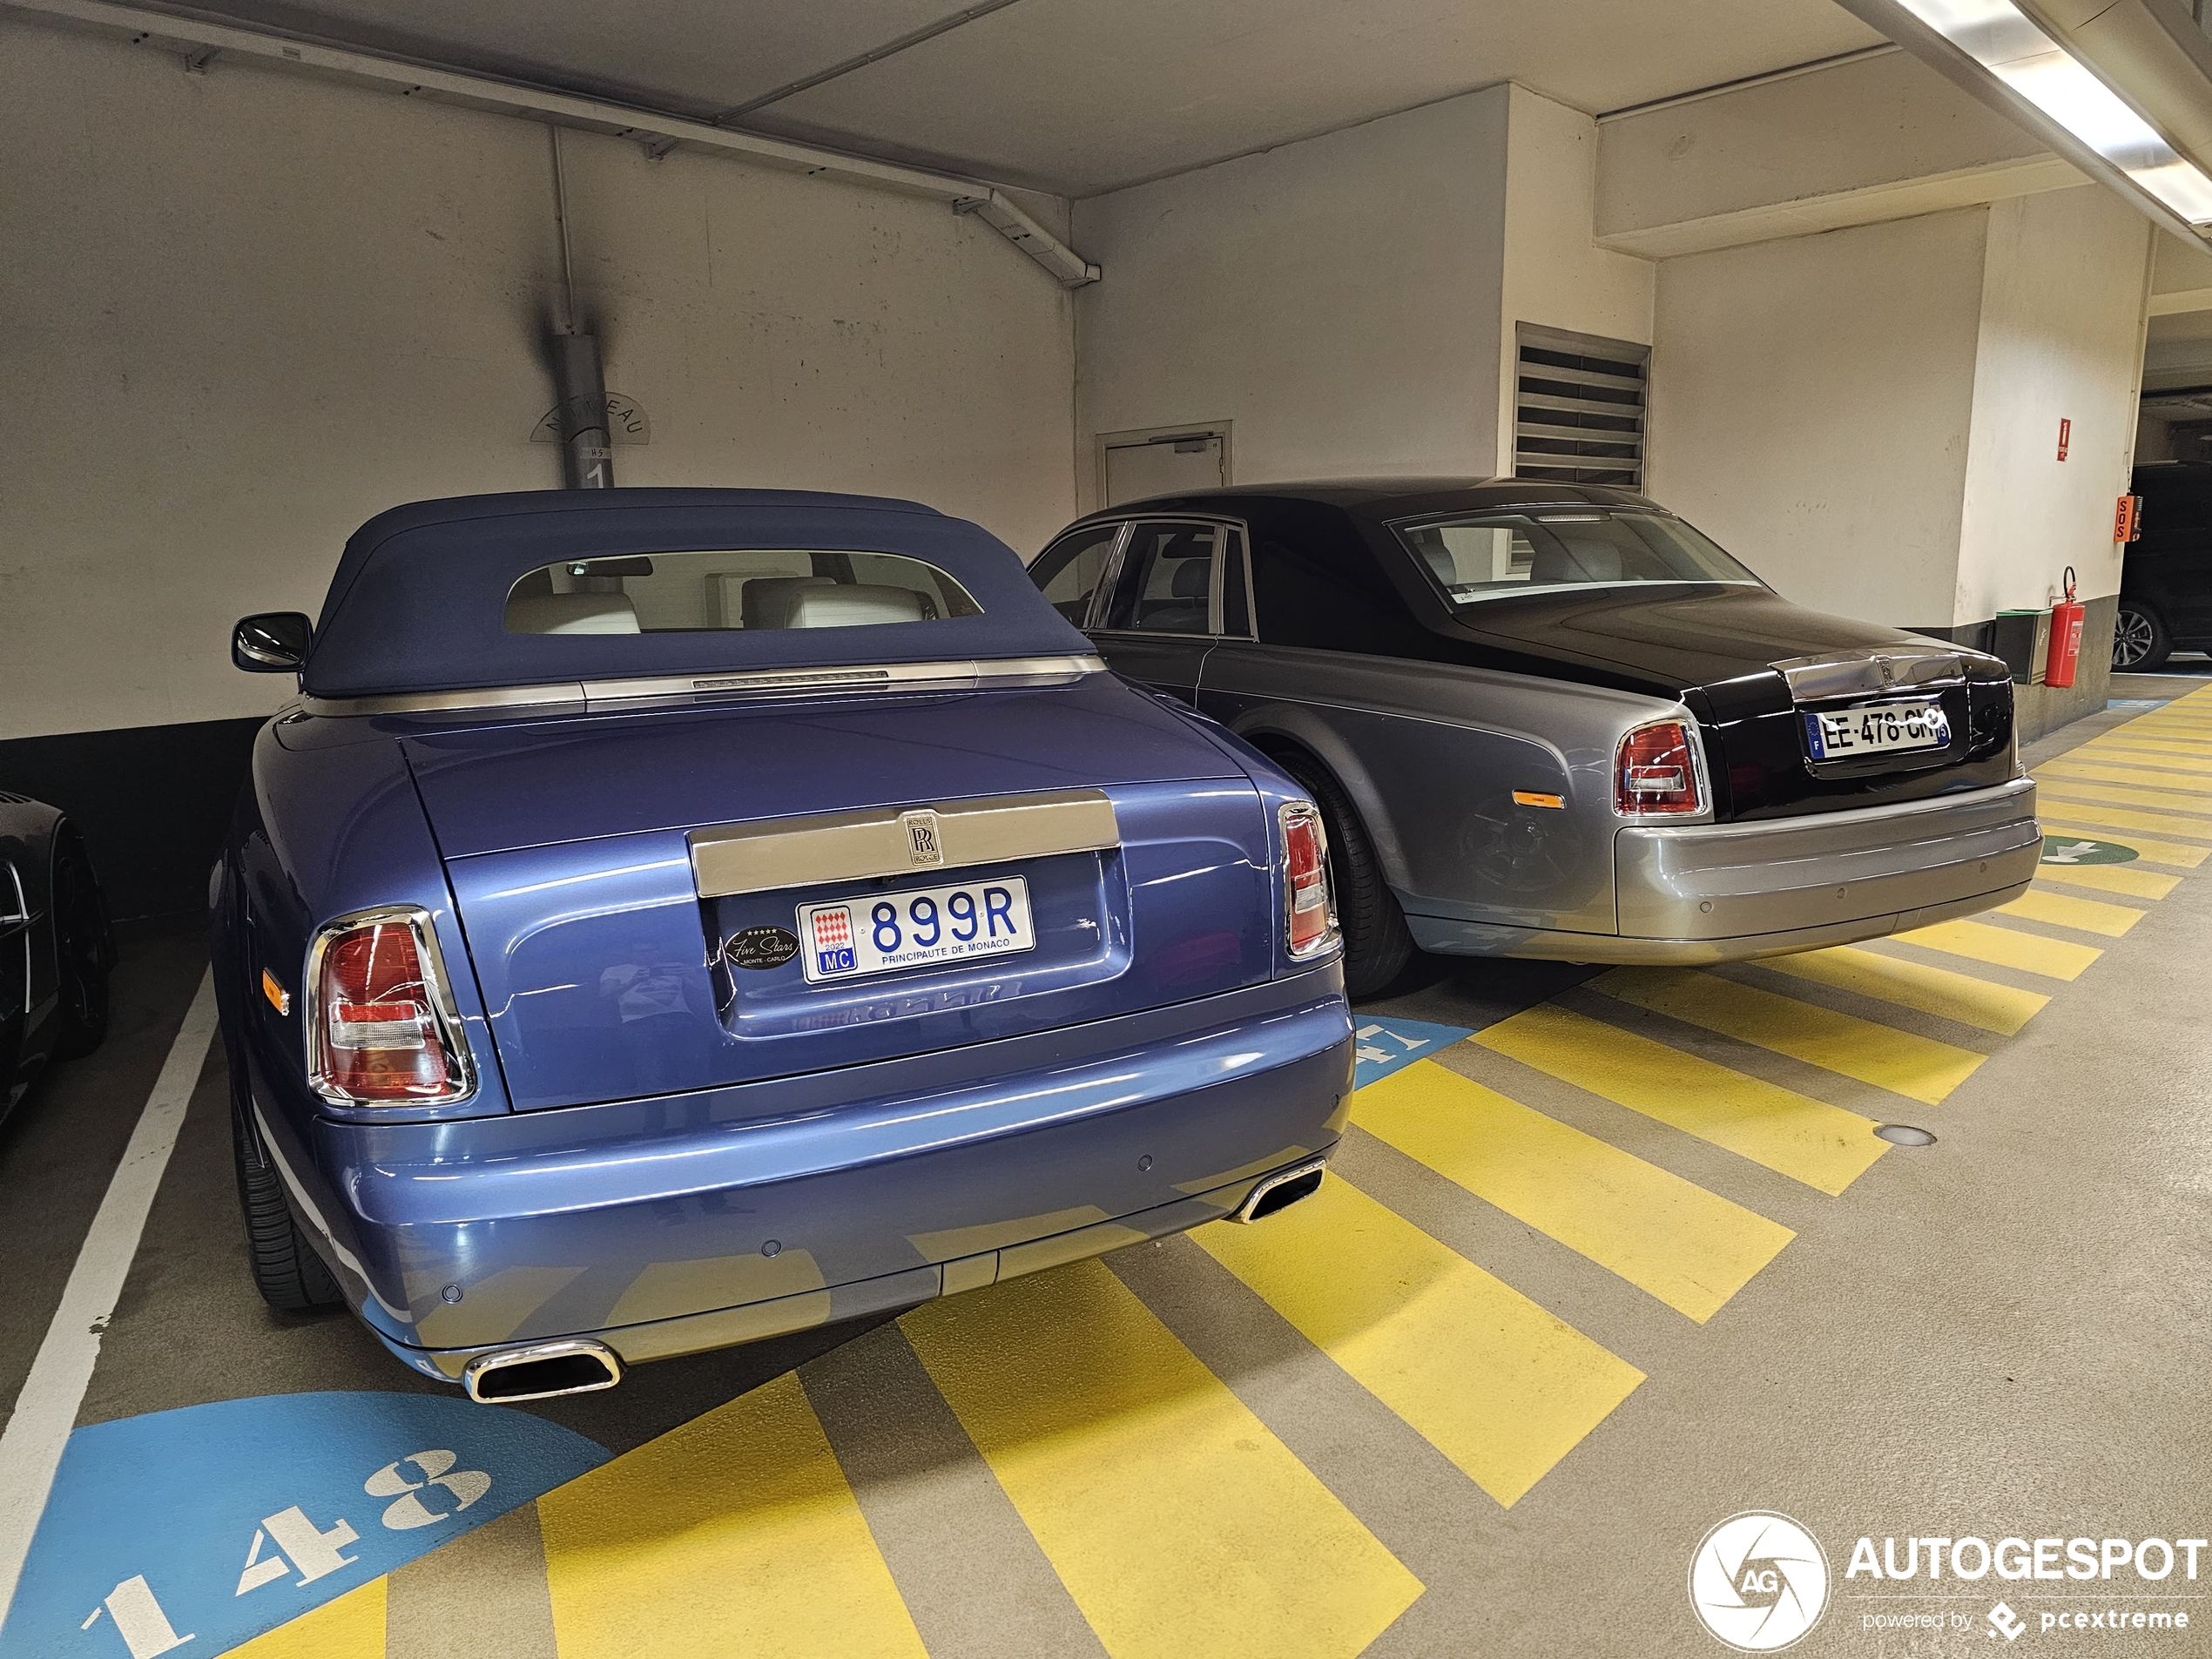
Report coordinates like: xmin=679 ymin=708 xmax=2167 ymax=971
xmin=1804 ymin=698 xmax=1951 ymax=760
xmin=797 ymin=876 xmax=1035 ymax=983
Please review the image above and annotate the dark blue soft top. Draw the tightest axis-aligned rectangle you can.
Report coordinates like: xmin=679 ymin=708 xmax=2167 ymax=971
xmin=302 ymin=489 xmax=1089 ymax=698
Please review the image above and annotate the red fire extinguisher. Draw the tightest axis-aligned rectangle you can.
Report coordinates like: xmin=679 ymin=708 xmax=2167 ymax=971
xmin=2046 ymin=565 xmax=2086 ymax=689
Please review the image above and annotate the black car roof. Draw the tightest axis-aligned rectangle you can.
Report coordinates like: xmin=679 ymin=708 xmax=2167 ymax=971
xmin=1076 ymin=477 xmax=1660 ymax=523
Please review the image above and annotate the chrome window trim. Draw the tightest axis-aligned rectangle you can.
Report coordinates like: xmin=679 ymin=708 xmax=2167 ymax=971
xmin=296 ymin=655 xmax=1105 ymax=718
xmin=1087 ymin=515 xmax=1255 ymax=642
xmin=0 ymin=860 xmax=28 ymax=928
xmin=689 ymin=787 xmax=1121 ymax=900
xmin=303 ymin=903 xmax=477 ymax=1107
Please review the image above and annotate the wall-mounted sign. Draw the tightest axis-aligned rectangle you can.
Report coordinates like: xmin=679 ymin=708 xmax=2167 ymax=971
xmin=2114 ymin=493 xmax=2142 ymax=543
xmin=531 ymin=394 xmax=649 ymax=446
xmin=2057 ymin=417 xmax=2071 ymax=462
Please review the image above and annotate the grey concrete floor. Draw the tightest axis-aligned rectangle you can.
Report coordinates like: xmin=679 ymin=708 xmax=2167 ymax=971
xmin=4 ymin=688 xmax=2209 ymax=1658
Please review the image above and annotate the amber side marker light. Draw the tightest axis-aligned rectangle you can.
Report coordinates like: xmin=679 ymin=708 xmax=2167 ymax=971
xmin=260 ymin=969 xmax=291 ymax=1015
xmin=1512 ymin=791 xmax=1565 ymax=809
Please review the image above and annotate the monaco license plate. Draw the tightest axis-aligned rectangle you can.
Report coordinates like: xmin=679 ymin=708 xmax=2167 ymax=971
xmin=797 ymin=876 xmax=1035 ymax=983
xmin=1804 ymin=698 xmax=1951 ymax=761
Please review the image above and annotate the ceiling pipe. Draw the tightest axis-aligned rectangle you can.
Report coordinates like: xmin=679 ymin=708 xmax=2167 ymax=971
xmin=547 ymin=130 xmax=611 ymax=490
xmin=3 ymin=0 xmax=1102 ymax=286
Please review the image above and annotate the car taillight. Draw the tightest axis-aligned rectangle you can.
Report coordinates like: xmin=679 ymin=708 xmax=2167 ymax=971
xmin=307 ymin=908 xmax=472 ymax=1104
xmin=1279 ymin=801 xmax=1339 ymax=959
xmin=1615 ymin=720 xmax=1704 ymax=816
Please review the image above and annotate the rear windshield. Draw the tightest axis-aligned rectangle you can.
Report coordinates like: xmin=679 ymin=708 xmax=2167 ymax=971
xmin=1394 ymin=509 xmax=1759 ymax=604
xmin=504 ymin=549 xmax=981 ymax=635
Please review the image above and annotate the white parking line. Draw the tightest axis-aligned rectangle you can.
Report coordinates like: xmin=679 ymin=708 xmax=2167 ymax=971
xmin=0 ymin=969 xmax=218 ymax=1625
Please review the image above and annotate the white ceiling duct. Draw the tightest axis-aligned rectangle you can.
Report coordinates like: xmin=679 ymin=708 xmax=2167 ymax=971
xmin=1838 ymin=0 xmax=2212 ymax=242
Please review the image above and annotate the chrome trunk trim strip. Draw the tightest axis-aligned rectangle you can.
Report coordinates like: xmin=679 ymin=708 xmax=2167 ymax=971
xmin=689 ymin=788 xmax=1121 ymax=900
xmin=1770 ymin=647 xmax=1980 ymax=702
xmin=297 ymin=655 xmax=1105 ymax=718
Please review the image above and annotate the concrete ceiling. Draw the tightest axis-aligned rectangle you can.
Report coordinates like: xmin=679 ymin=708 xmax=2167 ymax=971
xmin=142 ymin=0 xmax=1885 ymax=195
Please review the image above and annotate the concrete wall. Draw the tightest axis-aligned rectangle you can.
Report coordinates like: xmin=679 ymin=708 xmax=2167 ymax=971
xmin=1646 ymin=209 xmax=1993 ymax=629
xmin=0 ymin=17 xmax=1077 ymax=743
xmin=1955 ymin=187 xmax=2154 ymax=624
xmin=1071 ymin=86 xmax=1512 ymax=505
xmin=1496 ymin=86 xmax=1656 ymax=472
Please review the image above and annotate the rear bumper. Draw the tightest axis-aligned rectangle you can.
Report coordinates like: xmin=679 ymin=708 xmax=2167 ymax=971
xmin=1410 ymin=777 xmax=2039 ymax=964
xmin=282 ymin=966 xmax=1351 ymax=1380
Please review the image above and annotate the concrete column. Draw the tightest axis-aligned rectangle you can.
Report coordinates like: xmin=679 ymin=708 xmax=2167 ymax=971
xmin=1648 ymin=185 xmax=2153 ymax=739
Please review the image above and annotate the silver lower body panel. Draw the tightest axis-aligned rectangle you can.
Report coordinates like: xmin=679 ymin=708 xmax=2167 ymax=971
xmin=1408 ymin=777 xmax=2040 ymax=965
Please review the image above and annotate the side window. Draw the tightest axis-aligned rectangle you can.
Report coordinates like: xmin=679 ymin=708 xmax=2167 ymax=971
xmin=1101 ymin=522 xmax=1223 ymax=635
xmin=1028 ymin=525 xmax=1122 ymax=626
xmin=1249 ymin=528 xmax=1426 ymax=655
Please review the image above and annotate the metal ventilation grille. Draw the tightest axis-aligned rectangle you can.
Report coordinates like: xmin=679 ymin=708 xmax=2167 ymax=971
xmin=1513 ymin=325 xmax=1649 ymax=490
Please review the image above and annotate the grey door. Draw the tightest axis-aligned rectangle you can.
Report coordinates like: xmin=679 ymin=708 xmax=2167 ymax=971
xmin=1103 ymin=434 xmax=1225 ymax=507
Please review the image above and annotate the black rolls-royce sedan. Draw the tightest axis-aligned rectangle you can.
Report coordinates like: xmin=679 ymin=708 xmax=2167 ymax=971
xmin=1030 ymin=480 xmax=2037 ymax=996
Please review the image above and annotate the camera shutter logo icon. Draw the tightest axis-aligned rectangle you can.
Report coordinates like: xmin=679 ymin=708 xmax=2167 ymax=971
xmin=1688 ymin=1512 xmax=1831 ymax=1652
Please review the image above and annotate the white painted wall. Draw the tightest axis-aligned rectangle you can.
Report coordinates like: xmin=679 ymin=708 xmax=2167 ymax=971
xmin=1646 ymin=209 xmax=1992 ymax=629
xmin=0 ymin=17 xmax=1076 ymax=741
xmin=1071 ymin=87 xmax=1512 ymax=506
xmin=1954 ymin=188 xmax=2154 ymax=618
xmin=1496 ymin=85 xmax=1656 ymax=473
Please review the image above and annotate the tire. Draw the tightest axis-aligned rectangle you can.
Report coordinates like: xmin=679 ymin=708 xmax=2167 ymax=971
xmin=2113 ymin=601 xmax=2170 ymax=671
xmin=48 ymin=837 xmax=111 ymax=1061
xmin=1271 ymin=751 xmax=1413 ymax=1000
xmin=232 ymin=1087 xmax=345 ymax=1312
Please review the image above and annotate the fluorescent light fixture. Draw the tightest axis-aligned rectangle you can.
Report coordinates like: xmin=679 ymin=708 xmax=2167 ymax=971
xmin=1893 ymin=0 xmax=2212 ymax=225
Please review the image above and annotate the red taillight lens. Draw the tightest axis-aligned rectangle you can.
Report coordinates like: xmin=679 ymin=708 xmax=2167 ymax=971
xmin=310 ymin=915 xmax=466 ymax=1103
xmin=1280 ymin=802 xmax=1339 ymax=958
xmin=1615 ymin=721 xmax=1703 ymax=815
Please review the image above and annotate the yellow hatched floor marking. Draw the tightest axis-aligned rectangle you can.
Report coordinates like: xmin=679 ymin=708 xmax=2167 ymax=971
xmin=1351 ymin=1059 xmax=1792 ymax=1324
xmin=1591 ymin=967 xmax=1986 ymax=1107
xmin=902 ymin=1258 xmax=1421 ymax=1659
xmin=1999 ymin=886 xmax=2147 ymax=937
xmin=222 ymin=1578 xmax=386 ymax=1658
xmin=1476 ymin=1003 xmax=1889 ymax=1197
xmin=2035 ymin=860 xmax=2182 ymax=900
xmin=2039 ymin=759 xmax=2212 ymax=795
xmin=2080 ymin=737 xmax=2212 ymax=761
xmin=2039 ymin=819 xmax=2209 ymax=868
xmin=2075 ymin=749 xmax=2212 ymax=778
xmin=1892 ymin=918 xmax=2101 ymax=981
xmin=2036 ymin=779 xmax=2212 ymax=817
xmin=1758 ymin=946 xmax=2047 ymax=1036
xmin=2027 ymin=795 xmax=2212 ymax=840
xmin=539 ymin=1371 xmax=926 ymax=1659
xmin=1193 ymin=1174 xmax=1643 ymax=1507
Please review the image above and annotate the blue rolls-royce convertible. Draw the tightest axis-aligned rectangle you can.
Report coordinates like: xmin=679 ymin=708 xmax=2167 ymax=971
xmin=213 ymin=489 xmax=1350 ymax=1400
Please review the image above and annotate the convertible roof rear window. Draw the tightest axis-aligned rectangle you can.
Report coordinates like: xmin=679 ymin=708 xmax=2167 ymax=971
xmin=505 ymin=549 xmax=981 ymax=635
xmin=1394 ymin=508 xmax=1759 ymax=604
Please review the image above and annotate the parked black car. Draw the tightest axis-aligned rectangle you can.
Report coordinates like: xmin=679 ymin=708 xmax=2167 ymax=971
xmin=1031 ymin=480 xmax=2035 ymax=995
xmin=0 ymin=794 xmax=115 ymax=1113
xmin=2116 ymin=461 xmax=2212 ymax=670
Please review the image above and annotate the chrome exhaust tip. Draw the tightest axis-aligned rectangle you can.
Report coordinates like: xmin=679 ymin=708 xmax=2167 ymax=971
xmin=1229 ymin=1157 xmax=1329 ymax=1224
xmin=462 ymin=1338 xmax=623 ymax=1403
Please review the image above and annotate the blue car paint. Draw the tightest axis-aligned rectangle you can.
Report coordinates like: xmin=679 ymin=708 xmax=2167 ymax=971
xmin=215 ymin=496 xmax=1351 ymax=1385
xmin=304 ymin=489 xmax=1094 ymax=698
